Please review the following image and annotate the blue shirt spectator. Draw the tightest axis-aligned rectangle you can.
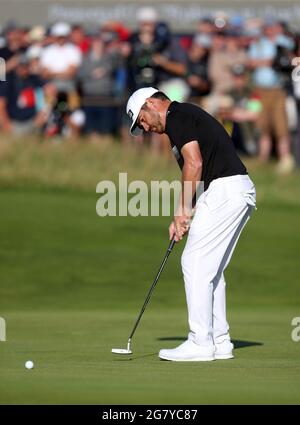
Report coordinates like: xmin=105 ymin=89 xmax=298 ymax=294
xmin=248 ymin=37 xmax=279 ymax=87
xmin=0 ymin=59 xmax=43 ymax=122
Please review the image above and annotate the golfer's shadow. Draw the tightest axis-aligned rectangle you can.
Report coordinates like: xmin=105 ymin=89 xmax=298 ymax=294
xmin=157 ymin=337 xmax=263 ymax=349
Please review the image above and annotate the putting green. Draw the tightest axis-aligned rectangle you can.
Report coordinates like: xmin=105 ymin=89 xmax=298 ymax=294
xmin=0 ymin=179 xmax=299 ymax=404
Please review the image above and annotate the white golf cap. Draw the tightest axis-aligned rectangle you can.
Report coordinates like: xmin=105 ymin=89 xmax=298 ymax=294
xmin=51 ymin=22 xmax=71 ymax=37
xmin=126 ymin=87 xmax=158 ymax=136
xmin=136 ymin=7 xmax=158 ymax=23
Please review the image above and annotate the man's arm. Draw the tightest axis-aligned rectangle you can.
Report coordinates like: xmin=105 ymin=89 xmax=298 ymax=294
xmin=247 ymin=58 xmax=273 ymax=69
xmin=187 ymin=74 xmax=210 ymax=92
xmin=169 ymin=140 xmax=203 ymax=241
xmin=0 ymin=97 xmax=12 ymax=133
xmin=41 ymin=64 xmax=78 ymax=81
xmin=152 ymin=53 xmax=187 ymax=76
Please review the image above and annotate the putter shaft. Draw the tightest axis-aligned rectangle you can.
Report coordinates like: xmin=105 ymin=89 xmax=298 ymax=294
xmin=128 ymin=238 xmax=176 ymax=342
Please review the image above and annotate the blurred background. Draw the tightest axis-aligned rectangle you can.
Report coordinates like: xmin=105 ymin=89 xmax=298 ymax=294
xmin=0 ymin=0 xmax=299 ymax=170
xmin=0 ymin=1 xmax=300 ymax=405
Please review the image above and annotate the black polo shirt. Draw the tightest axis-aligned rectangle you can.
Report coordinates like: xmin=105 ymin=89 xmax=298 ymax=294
xmin=165 ymin=101 xmax=247 ymax=191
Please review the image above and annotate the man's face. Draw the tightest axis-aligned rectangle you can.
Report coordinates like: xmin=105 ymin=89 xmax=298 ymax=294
xmin=6 ymin=29 xmax=22 ymax=48
xmin=91 ymin=37 xmax=104 ymax=54
xmin=16 ymin=63 xmax=30 ymax=78
xmin=70 ymin=27 xmax=84 ymax=43
xmin=264 ymin=25 xmax=276 ymax=39
xmin=137 ymin=100 xmax=165 ymax=134
xmin=57 ymin=36 xmax=67 ymax=46
xmin=139 ymin=21 xmax=156 ymax=35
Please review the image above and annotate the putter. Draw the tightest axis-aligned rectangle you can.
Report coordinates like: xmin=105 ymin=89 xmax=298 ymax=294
xmin=112 ymin=237 xmax=176 ymax=355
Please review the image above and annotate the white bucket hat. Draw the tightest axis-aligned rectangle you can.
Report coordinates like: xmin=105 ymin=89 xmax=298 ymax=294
xmin=126 ymin=87 xmax=158 ymax=136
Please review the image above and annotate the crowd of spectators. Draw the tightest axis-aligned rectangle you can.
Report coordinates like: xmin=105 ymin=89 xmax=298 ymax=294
xmin=0 ymin=7 xmax=300 ymax=173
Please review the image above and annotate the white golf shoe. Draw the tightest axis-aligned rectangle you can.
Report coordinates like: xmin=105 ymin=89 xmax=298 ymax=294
xmin=214 ymin=340 xmax=234 ymax=360
xmin=159 ymin=340 xmax=215 ymax=362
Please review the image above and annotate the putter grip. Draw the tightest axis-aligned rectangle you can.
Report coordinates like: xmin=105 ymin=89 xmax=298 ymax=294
xmin=168 ymin=238 xmax=176 ymax=252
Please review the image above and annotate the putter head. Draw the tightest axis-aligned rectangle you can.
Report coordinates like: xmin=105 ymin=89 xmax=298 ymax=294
xmin=111 ymin=348 xmax=132 ymax=355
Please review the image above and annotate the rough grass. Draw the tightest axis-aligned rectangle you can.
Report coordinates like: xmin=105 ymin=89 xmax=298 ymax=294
xmin=0 ymin=137 xmax=300 ymax=206
xmin=0 ymin=137 xmax=177 ymax=191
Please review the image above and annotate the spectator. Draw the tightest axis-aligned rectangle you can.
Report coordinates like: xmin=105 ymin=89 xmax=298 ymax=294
xmin=70 ymin=24 xmax=90 ymax=55
xmin=101 ymin=22 xmax=130 ymax=100
xmin=0 ymin=16 xmax=297 ymax=164
xmin=151 ymin=21 xmax=189 ymax=155
xmin=196 ymin=17 xmax=215 ymax=39
xmin=271 ymin=21 xmax=295 ymax=93
xmin=223 ymin=63 xmax=262 ymax=155
xmin=100 ymin=22 xmax=132 ymax=144
xmin=0 ymin=54 xmax=45 ymax=135
xmin=43 ymin=90 xmax=85 ymax=139
xmin=248 ymin=22 xmax=295 ymax=172
xmin=26 ymin=45 xmax=43 ymax=76
xmin=128 ymin=8 xmax=186 ymax=90
xmin=27 ymin=25 xmax=46 ymax=47
xmin=152 ymin=21 xmax=187 ymax=87
xmin=0 ymin=21 xmax=27 ymax=74
xmin=186 ymin=33 xmax=211 ymax=104
xmin=292 ymin=35 xmax=300 ymax=165
xmin=77 ymin=34 xmax=118 ymax=139
xmin=101 ymin=21 xmax=130 ymax=44
xmin=40 ymin=22 xmax=82 ymax=94
xmin=272 ymin=22 xmax=298 ymax=141
xmin=99 ymin=26 xmax=128 ymax=98
xmin=209 ymin=29 xmax=248 ymax=95
xmin=127 ymin=7 xmax=160 ymax=90
xmin=127 ymin=8 xmax=188 ymax=152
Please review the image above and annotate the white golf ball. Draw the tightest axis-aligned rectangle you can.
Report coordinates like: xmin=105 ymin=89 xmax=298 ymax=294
xmin=25 ymin=360 xmax=34 ymax=370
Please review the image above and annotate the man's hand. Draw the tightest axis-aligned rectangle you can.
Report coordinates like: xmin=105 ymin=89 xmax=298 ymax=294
xmin=169 ymin=140 xmax=202 ymax=242
xmin=152 ymin=53 xmax=167 ymax=67
xmin=169 ymin=214 xmax=190 ymax=242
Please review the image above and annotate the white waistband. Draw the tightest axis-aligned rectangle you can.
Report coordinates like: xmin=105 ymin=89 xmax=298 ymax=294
xmin=208 ymin=174 xmax=253 ymax=190
xmin=197 ymin=174 xmax=255 ymax=203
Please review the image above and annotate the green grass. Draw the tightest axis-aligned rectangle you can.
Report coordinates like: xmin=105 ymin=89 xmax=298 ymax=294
xmin=0 ymin=141 xmax=300 ymax=404
xmin=1 ymin=309 xmax=299 ymax=404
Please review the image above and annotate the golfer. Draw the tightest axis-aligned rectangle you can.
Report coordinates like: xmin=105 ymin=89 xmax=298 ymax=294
xmin=126 ymin=87 xmax=256 ymax=361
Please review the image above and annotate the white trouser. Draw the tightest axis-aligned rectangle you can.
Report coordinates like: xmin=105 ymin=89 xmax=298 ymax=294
xmin=181 ymin=174 xmax=256 ymax=347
